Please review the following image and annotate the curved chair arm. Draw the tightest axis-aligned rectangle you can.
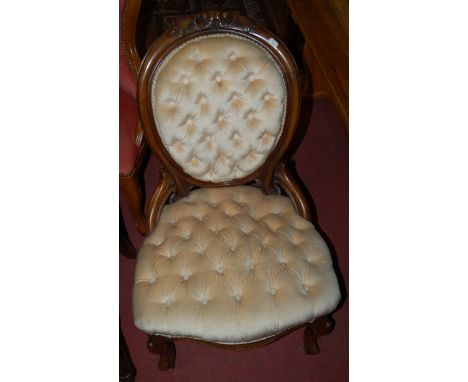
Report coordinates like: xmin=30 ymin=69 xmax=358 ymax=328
xmin=274 ymin=162 xmax=311 ymax=220
xmin=145 ymin=169 xmax=176 ymax=234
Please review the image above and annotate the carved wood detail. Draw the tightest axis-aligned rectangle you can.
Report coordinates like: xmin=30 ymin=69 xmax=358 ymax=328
xmin=274 ymin=162 xmax=311 ymax=220
xmin=147 ymin=335 xmax=176 ymax=370
xmin=138 ymin=11 xmax=301 ymax=196
xmin=303 ymin=315 xmax=334 ymax=355
xmin=167 ymin=11 xmax=254 ymax=37
xmin=145 ymin=168 xmax=176 ymax=234
xmin=121 ymin=0 xmax=142 ymax=77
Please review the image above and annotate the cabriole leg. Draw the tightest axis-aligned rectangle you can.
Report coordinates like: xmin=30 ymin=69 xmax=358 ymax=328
xmin=147 ymin=335 xmax=176 ymax=370
xmin=304 ymin=315 xmax=334 ymax=355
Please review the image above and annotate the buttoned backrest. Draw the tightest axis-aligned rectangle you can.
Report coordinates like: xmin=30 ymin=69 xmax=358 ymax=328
xmin=138 ymin=12 xmax=300 ymax=190
xmin=151 ymin=34 xmax=286 ymax=182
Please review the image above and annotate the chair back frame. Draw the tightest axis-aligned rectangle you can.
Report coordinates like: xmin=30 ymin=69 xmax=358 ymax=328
xmin=138 ymin=11 xmax=301 ymax=195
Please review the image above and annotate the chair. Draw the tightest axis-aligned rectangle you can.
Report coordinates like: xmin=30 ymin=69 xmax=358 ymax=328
xmin=133 ymin=11 xmax=341 ymax=370
xmin=119 ymin=0 xmax=148 ymax=238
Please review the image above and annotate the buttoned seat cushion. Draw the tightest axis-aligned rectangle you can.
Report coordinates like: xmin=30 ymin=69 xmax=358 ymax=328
xmin=133 ymin=186 xmax=340 ymax=344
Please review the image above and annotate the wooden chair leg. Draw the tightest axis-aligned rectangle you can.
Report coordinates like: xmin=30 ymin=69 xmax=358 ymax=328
xmin=147 ymin=335 xmax=176 ymax=370
xmin=120 ymin=171 xmax=147 ymax=236
xmin=303 ymin=315 xmax=334 ymax=355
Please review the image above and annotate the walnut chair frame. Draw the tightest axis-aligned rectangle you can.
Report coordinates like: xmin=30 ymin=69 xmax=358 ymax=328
xmin=136 ymin=11 xmax=337 ymax=370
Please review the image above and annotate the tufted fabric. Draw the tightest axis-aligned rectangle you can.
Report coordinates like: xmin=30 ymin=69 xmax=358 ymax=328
xmin=133 ymin=186 xmax=340 ymax=344
xmin=151 ymin=34 xmax=286 ymax=183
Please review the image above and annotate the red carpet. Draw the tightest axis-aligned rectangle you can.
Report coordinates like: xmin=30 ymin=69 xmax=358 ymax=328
xmin=120 ymin=99 xmax=348 ymax=381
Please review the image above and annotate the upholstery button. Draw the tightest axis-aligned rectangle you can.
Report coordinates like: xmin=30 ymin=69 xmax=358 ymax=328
xmin=182 ymin=78 xmax=189 ymax=85
xmin=262 ymin=132 xmax=272 ymax=144
xmin=218 ymin=115 xmax=224 ymax=122
xmin=165 ymin=299 xmax=172 ymax=307
xmin=217 ymin=268 xmax=224 ymax=275
xmin=186 ymin=118 xmax=193 ymax=125
xmin=270 ymin=288 xmax=276 ymax=296
xmin=215 ymin=76 xmax=222 ymax=83
xmin=248 ymin=151 xmax=256 ymax=160
xmin=230 ymin=53 xmax=237 ymax=61
xmin=234 ymin=294 xmax=241 ymax=302
xmin=201 ymin=298 xmax=208 ymax=305
xmin=249 ymin=263 xmax=255 ymax=270
xmin=248 ymin=75 xmax=255 ymax=82
xmin=200 ymin=97 xmax=208 ymax=104
xmin=247 ymin=113 xmax=254 ymax=120
xmin=232 ymin=95 xmax=239 ymax=101
xmin=182 ymin=274 xmax=189 ymax=281
xmin=264 ymin=94 xmax=271 ymax=100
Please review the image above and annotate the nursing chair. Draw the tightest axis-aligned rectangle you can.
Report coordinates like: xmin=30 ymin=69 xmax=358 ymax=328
xmin=133 ymin=11 xmax=341 ymax=370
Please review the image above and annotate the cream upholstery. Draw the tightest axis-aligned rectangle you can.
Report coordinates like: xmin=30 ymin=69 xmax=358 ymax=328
xmin=151 ymin=34 xmax=286 ymax=183
xmin=133 ymin=186 xmax=340 ymax=344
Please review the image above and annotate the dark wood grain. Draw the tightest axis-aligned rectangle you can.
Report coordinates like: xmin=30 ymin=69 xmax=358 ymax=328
xmin=145 ymin=168 xmax=176 ymax=234
xmin=287 ymin=0 xmax=348 ymax=129
xmin=275 ymin=162 xmax=311 ymax=220
xmin=147 ymin=335 xmax=176 ymax=370
xmin=121 ymin=0 xmax=142 ymax=77
xmin=304 ymin=315 xmax=334 ymax=355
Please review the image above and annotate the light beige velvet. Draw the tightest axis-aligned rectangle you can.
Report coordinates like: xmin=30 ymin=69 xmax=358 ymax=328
xmin=133 ymin=186 xmax=341 ymax=344
xmin=151 ymin=34 xmax=286 ymax=183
